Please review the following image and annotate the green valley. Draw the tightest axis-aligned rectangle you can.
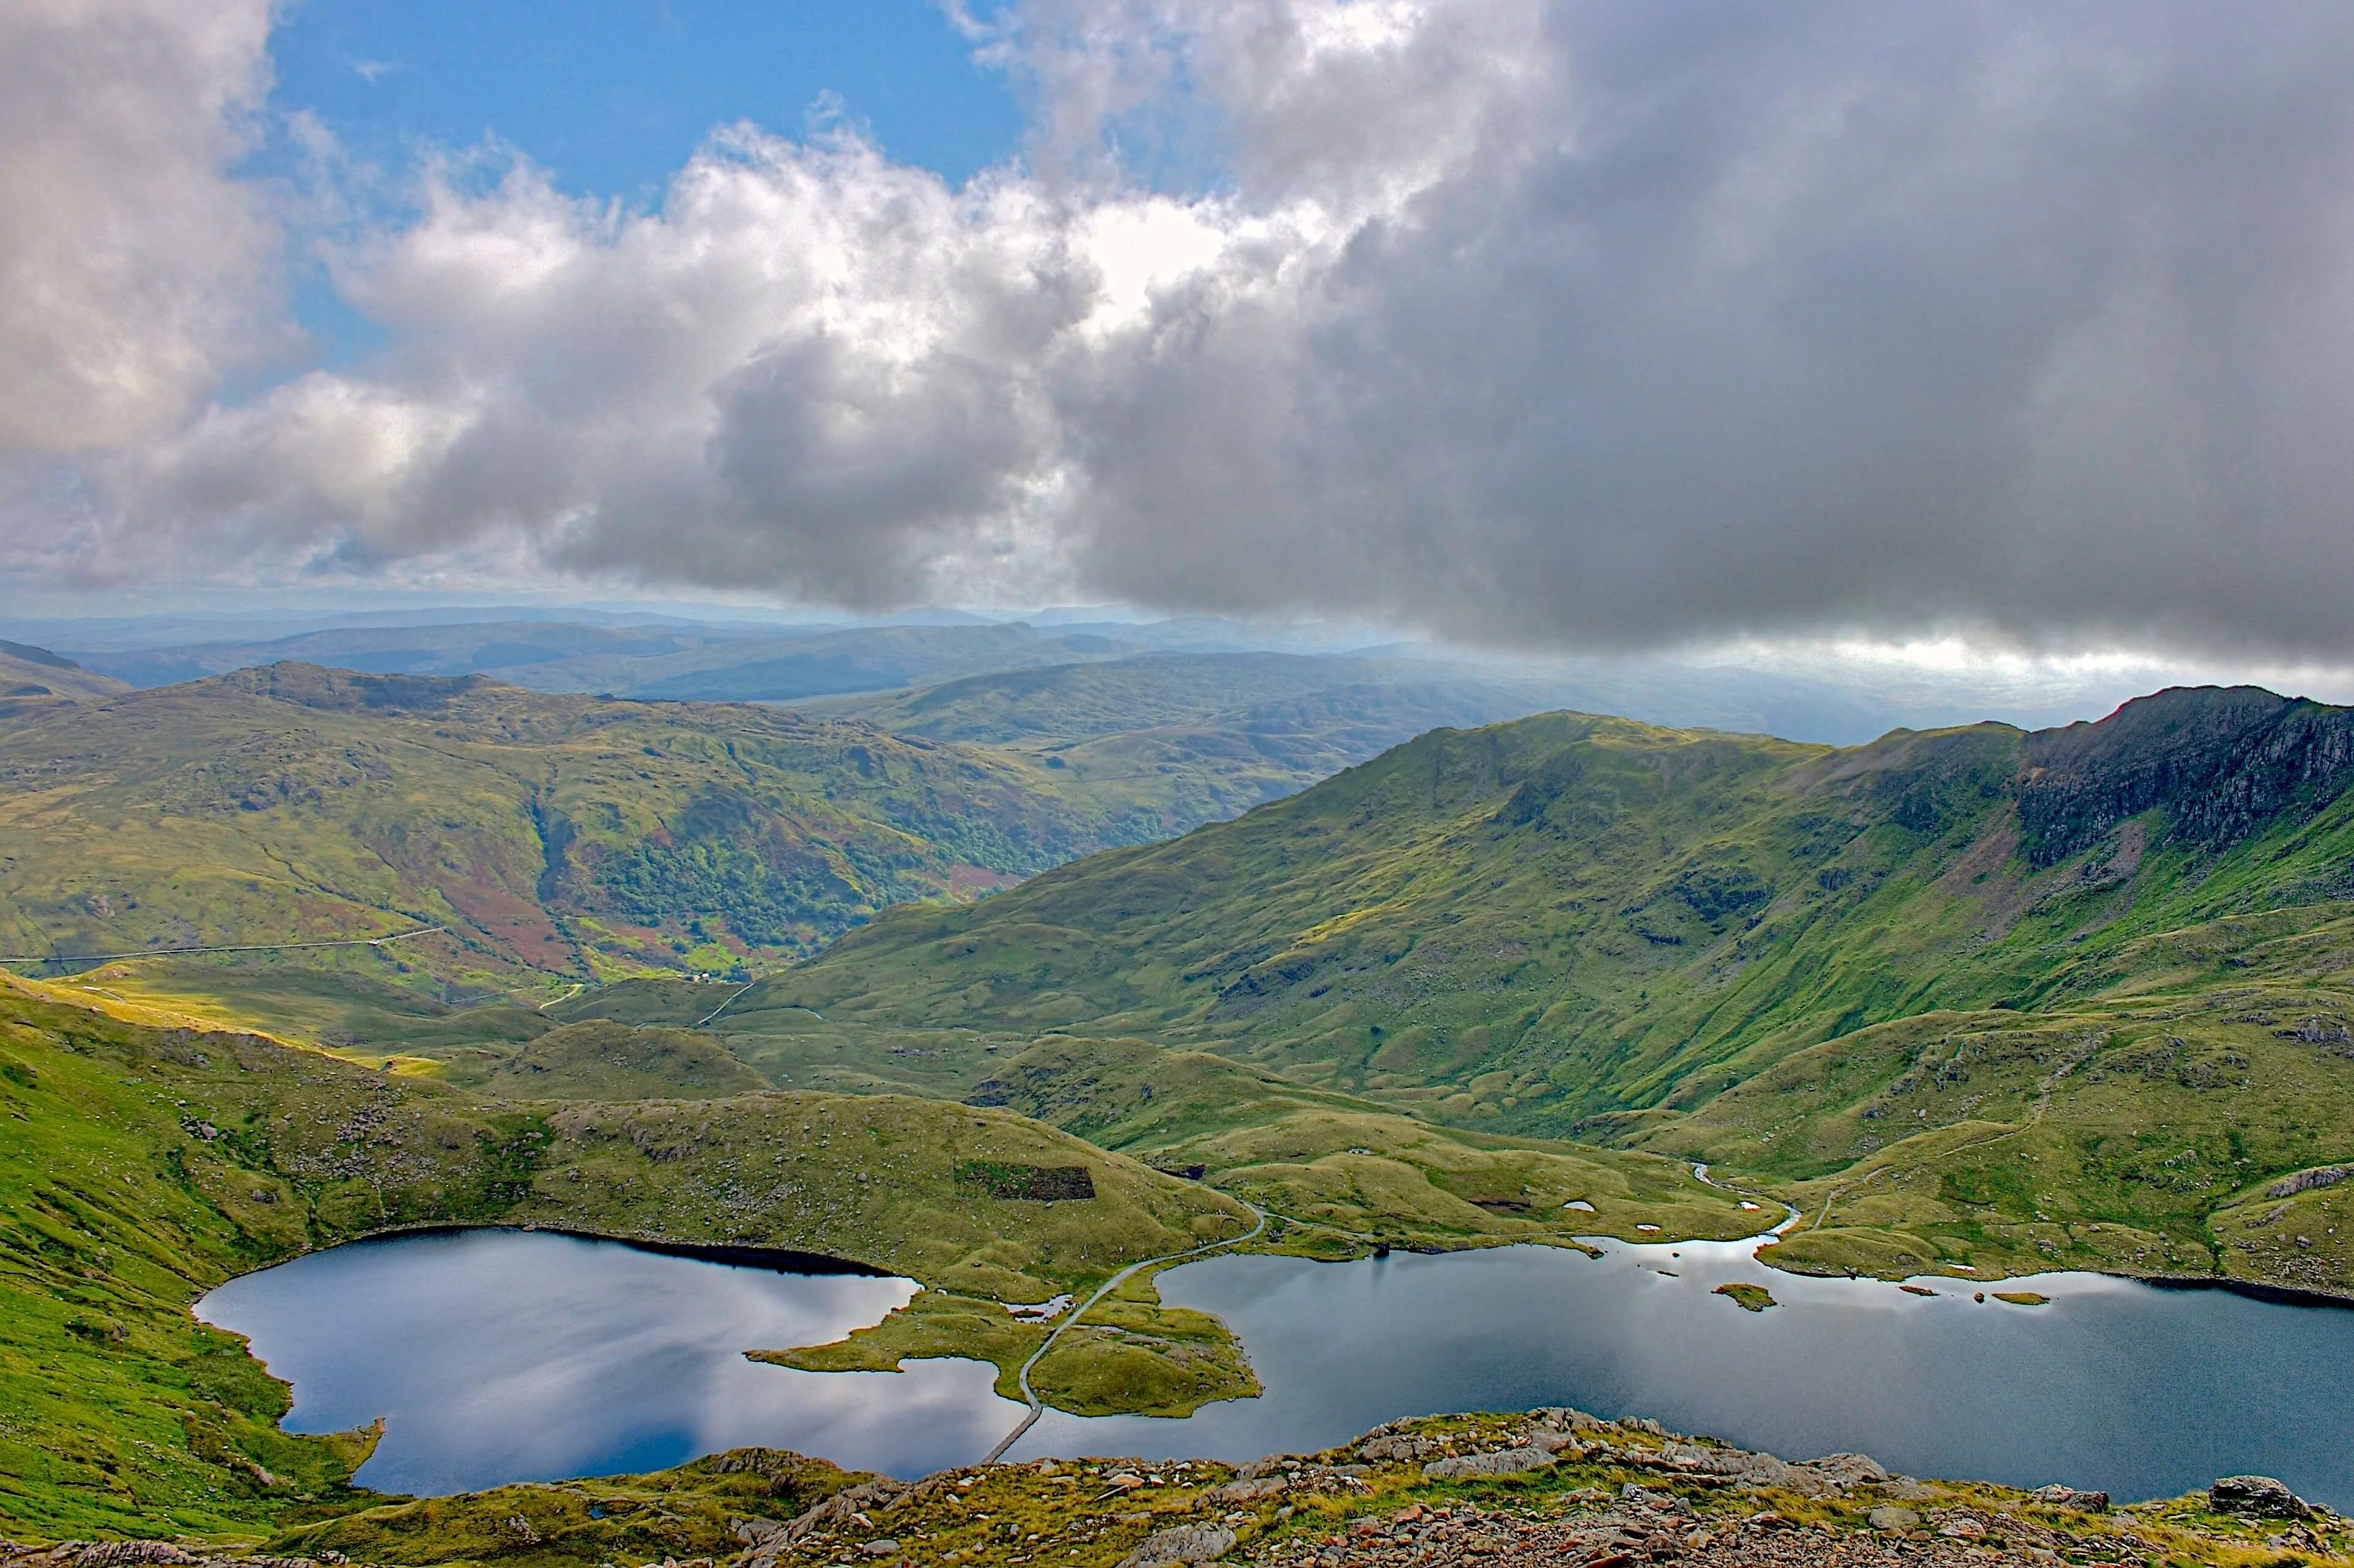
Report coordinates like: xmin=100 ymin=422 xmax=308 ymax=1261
xmin=0 ymin=660 xmax=1170 ymax=992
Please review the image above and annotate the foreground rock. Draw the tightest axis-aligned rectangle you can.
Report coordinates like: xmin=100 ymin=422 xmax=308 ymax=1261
xmin=2209 ymin=1474 xmax=2311 ymax=1518
xmin=8 ymin=1410 xmax=2342 ymax=1568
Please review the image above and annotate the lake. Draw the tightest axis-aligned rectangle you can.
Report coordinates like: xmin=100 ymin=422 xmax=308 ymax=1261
xmin=197 ymin=1225 xmax=2354 ymax=1509
xmin=193 ymin=1228 xmax=1017 ymax=1496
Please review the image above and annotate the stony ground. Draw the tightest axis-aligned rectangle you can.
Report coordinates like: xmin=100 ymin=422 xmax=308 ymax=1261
xmin=1259 ymin=1493 xmax=2142 ymax=1567
xmin=11 ymin=1407 xmax=2350 ymax=1568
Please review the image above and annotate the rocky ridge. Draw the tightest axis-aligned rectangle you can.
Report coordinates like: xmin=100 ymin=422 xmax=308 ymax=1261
xmin=705 ymin=1408 xmax=2347 ymax=1568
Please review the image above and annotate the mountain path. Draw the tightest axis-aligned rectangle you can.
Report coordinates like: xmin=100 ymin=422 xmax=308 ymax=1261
xmin=981 ymin=1197 xmax=1268 ymax=1464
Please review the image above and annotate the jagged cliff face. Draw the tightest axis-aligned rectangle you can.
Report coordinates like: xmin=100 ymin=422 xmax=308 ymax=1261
xmin=2018 ymin=686 xmax=2354 ymax=866
xmin=778 ymin=686 xmax=2354 ymax=1124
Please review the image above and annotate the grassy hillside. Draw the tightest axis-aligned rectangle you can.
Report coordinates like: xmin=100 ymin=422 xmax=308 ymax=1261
xmin=774 ymin=689 xmax=2354 ymax=1112
xmin=479 ymin=1019 xmax=770 ymax=1099
xmin=964 ymin=1035 xmax=1757 ymax=1253
xmin=0 ymin=977 xmax=1263 ymax=1539
xmin=761 ymin=686 xmax=2354 ymax=1295
xmin=0 ymin=661 xmax=1175 ymax=992
xmin=1628 ymin=905 xmax=2354 ymax=1290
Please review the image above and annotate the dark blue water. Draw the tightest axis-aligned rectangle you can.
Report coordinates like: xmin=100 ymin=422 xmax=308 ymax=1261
xmin=1028 ymin=1235 xmax=2354 ymax=1510
xmin=201 ymin=1226 xmax=2354 ymax=1508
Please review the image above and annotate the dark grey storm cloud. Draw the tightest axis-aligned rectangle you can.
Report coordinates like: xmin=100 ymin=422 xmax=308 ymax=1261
xmin=9 ymin=1 xmax=2354 ymax=657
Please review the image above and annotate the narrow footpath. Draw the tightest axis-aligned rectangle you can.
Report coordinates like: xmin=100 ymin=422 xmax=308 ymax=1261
xmin=981 ymin=1198 xmax=1269 ymax=1463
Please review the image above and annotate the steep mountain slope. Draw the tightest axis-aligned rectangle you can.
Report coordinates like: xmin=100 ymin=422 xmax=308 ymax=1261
xmin=773 ymin=688 xmax=2354 ymax=1124
xmin=0 ymin=662 xmax=1168 ymax=987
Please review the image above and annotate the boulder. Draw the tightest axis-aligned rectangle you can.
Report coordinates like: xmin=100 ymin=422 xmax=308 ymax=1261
xmin=2210 ymin=1475 xmax=2310 ymax=1518
xmin=1804 ymin=1453 xmax=1891 ymax=1488
xmin=2029 ymin=1484 xmax=2110 ymax=1512
xmin=1208 ymin=1476 xmax=1290 ymax=1503
xmin=1866 ymin=1506 xmax=1921 ymax=1532
xmin=1357 ymin=1434 xmax=1435 ymax=1463
xmin=1117 ymin=1523 xmax=1238 ymax=1567
xmin=1422 ymin=1446 xmax=1556 ymax=1481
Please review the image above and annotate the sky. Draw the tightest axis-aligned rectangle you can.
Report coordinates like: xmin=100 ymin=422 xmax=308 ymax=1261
xmin=6 ymin=1 xmax=2354 ymax=682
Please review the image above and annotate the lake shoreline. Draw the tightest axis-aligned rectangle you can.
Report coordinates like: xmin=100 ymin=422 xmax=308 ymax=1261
xmin=275 ymin=1220 xmax=893 ymax=1279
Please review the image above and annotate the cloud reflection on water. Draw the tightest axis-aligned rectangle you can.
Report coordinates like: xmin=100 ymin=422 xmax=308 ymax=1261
xmin=1017 ymin=1235 xmax=2354 ymax=1511
xmin=195 ymin=1229 xmax=1020 ymax=1495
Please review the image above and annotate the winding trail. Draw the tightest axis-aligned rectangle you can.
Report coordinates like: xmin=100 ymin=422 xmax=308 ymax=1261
xmin=1690 ymin=1161 xmax=1803 ymax=1236
xmin=981 ymin=1198 xmax=1269 ymax=1465
xmin=692 ymin=979 xmax=761 ymax=1029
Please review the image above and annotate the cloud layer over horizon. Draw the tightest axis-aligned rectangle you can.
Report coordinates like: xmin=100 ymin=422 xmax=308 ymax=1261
xmin=7 ymin=1 xmax=2354 ymax=658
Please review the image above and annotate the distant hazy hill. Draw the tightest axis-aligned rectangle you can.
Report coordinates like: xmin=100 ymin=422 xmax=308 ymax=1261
xmin=596 ymin=621 xmax=1143 ymax=701
xmin=809 ymin=652 xmax=1584 ymax=822
xmin=0 ymin=661 xmax=1168 ymax=981
xmin=66 ymin=618 xmax=728 ymax=688
xmin=0 ymin=639 xmax=130 ymax=712
xmin=808 ymin=650 xmax=1540 ymax=741
xmin=53 ymin=604 xmax=2152 ymax=746
xmin=69 ymin=618 xmax=1159 ymax=703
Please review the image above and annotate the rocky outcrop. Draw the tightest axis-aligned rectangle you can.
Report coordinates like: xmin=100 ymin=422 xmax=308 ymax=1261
xmin=1116 ymin=1523 xmax=1238 ymax=1567
xmin=0 ymin=1548 xmax=334 ymax=1568
xmin=2209 ymin=1474 xmax=2311 ymax=1518
xmin=775 ymin=1477 xmax=911 ymax=1544
xmin=2017 ymin=686 xmax=2354 ymax=866
xmin=2266 ymin=1165 xmax=2353 ymax=1199
xmin=1422 ymin=1448 xmax=1556 ymax=1481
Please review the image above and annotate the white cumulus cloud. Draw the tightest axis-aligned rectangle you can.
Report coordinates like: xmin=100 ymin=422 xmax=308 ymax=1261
xmin=10 ymin=0 xmax=2354 ymax=658
xmin=0 ymin=0 xmax=280 ymax=456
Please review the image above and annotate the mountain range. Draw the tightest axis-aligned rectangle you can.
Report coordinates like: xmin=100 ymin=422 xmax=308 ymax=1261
xmin=9 ymin=655 xmax=2354 ymax=1552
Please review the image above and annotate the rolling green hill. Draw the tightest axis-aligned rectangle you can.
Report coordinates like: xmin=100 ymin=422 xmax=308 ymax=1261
xmin=481 ymin=1018 xmax=771 ymax=1099
xmin=0 ymin=661 xmax=1170 ymax=993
